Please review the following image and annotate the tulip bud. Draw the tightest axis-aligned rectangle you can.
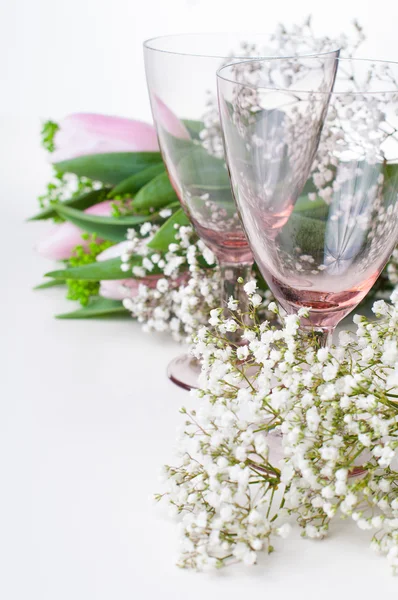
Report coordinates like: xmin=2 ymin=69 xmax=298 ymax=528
xmin=51 ymin=113 xmax=159 ymax=163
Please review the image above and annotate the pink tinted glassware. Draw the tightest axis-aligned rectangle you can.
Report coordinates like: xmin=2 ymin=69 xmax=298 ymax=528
xmin=218 ymin=57 xmax=398 ymax=345
xmin=144 ymin=34 xmax=339 ymax=389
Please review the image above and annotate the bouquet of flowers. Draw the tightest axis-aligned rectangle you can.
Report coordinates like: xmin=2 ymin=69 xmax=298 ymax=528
xmin=30 ymin=18 xmax=398 ymax=576
xmin=159 ymin=286 xmax=398 ymax=573
xmin=32 ymin=112 xmax=225 ymax=339
xmin=31 ymin=19 xmax=398 ymax=342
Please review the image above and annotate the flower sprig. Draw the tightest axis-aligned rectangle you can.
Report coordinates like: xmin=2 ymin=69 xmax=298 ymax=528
xmin=37 ymin=170 xmax=98 ymax=217
xmin=121 ymin=222 xmax=220 ymax=341
xmin=159 ymin=283 xmax=398 ymax=573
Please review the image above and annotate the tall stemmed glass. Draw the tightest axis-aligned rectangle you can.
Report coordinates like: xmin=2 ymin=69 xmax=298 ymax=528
xmin=144 ymin=34 xmax=339 ymax=389
xmin=217 ymin=57 xmax=398 ymax=345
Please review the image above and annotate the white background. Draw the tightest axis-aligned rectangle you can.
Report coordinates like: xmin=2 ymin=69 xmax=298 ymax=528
xmin=1 ymin=0 xmax=398 ymax=120
xmin=2 ymin=1 xmax=398 ymax=598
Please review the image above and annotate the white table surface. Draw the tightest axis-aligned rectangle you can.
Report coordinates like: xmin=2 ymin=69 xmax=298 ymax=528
xmin=2 ymin=118 xmax=397 ymax=599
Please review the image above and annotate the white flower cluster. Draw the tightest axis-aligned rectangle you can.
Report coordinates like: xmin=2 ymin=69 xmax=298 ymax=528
xmin=200 ymin=20 xmax=398 ymax=200
xmin=121 ymin=222 xmax=220 ymax=342
xmin=199 ymin=19 xmax=360 ymax=162
xmin=159 ymin=283 xmax=398 ymax=573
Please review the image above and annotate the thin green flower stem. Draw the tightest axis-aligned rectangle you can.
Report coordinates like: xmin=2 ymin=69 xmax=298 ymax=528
xmin=186 ymin=412 xmax=211 ymax=436
xmin=266 ymin=486 xmax=276 ymax=519
xmin=248 ymin=459 xmax=281 ymax=478
xmin=232 ymin=366 xmax=256 ymax=392
xmin=219 ymin=379 xmax=240 ymax=391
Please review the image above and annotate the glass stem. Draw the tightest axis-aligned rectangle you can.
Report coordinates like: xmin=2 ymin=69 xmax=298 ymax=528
xmin=219 ymin=261 xmax=253 ymax=345
xmin=310 ymin=327 xmax=334 ymax=348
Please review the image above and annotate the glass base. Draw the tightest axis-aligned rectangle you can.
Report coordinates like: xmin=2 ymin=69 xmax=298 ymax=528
xmin=167 ymin=357 xmax=286 ymax=465
xmin=267 ymin=430 xmax=284 ymax=464
xmin=167 ymin=353 xmax=202 ymax=391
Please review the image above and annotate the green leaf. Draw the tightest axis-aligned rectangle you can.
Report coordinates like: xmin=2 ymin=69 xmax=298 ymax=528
xmin=294 ymin=196 xmax=329 ymax=220
xmin=385 ymin=162 xmax=398 ymax=181
xmin=56 ymin=297 xmax=128 ymax=319
xmin=133 ymin=171 xmax=178 ymax=212
xmin=291 ymin=214 xmax=326 ymax=253
xmin=182 ymin=119 xmax=204 ymax=140
xmin=178 ymin=148 xmax=231 ymax=191
xmin=384 ymin=162 xmax=398 ymax=200
xmin=54 ymin=152 xmax=163 ymax=185
xmin=110 ymin=163 xmax=166 ymax=198
xmin=34 ymin=279 xmax=66 ymax=290
xmin=295 ymin=196 xmax=325 ymax=211
xmin=278 ymin=212 xmax=326 ymax=257
xmin=147 ymin=208 xmax=190 ymax=251
xmin=161 ymin=129 xmax=199 ymax=157
xmin=46 ymin=257 xmax=127 ymax=281
xmin=29 ymin=188 xmax=110 ymax=221
xmin=53 ymin=204 xmax=152 ymax=242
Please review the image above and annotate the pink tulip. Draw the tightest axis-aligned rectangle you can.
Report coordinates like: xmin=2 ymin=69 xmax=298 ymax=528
xmin=51 ymin=113 xmax=159 ymax=163
xmin=97 ymin=241 xmax=161 ymax=300
xmin=99 ymin=279 xmax=140 ymax=300
xmin=97 ymin=242 xmax=138 ymax=300
xmin=152 ymin=96 xmax=190 ymax=140
xmin=96 ymin=240 xmax=131 ymax=262
xmin=98 ymin=273 xmax=167 ymax=301
xmin=35 ymin=200 xmax=114 ymax=261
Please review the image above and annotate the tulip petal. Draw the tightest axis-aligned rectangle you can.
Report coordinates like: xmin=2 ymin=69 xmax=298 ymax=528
xmin=35 ymin=200 xmax=113 ymax=260
xmin=96 ymin=240 xmax=131 ymax=261
xmin=99 ymin=279 xmax=140 ymax=300
xmin=152 ymin=97 xmax=191 ymax=140
xmin=52 ymin=113 xmax=159 ymax=163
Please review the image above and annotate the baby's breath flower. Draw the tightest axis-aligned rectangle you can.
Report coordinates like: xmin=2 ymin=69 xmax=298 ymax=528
xmin=243 ymin=280 xmax=257 ymax=295
xmin=251 ymin=293 xmax=263 ymax=308
xmin=227 ymin=296 xmax=239 ymax=311
xmin=159 ymin=286 xmax=398 ymax=573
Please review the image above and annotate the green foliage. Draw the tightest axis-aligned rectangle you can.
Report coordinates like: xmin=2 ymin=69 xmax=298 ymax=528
xmin=36 ymin=169 xmax=96 ymax=222
xmin=30 ymin=187 xmax=109 ymax=221
xmin=148 ymin=208 xmax=191 ymax=251
xmin=56 ymin=297 xmax=128 ymax=319
xmin=133 ymin=171 xmax=179 ymax=213
xmin=182 ymin=119 xmax=205 ymax=140
xmin=109 ymin=163 xmax=166 ymax=198
xmin=65 ymin=235 xmax=113 ymax=305
xmin=34 ymin=279 xmax=66 ymax=290
xmin=178 ymin=147 xmax=230 ymax=191
xmin=47 ymin=256 xmax=127 ymax=281
xmin=53 ymin=203 xmax=164 ymax=242
xmin=54 ymin=152 xmax=163 ymax=185
xmin=41 ymin=120 xmax=59 ymax=153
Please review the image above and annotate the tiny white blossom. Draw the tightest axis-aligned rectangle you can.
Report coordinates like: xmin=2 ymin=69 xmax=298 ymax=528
xmin=132 ymin=266 xmax=146 ymax=277
xmin=251 ymin=293 xmax=263 ymax=308
xmin=243 ymin=280 xmax=257 ymax=295
xmin=277 ymin=524 xmax=291 ymax=539
xmin=140 ymin=222 xmax=152 ymax=236
xmin=227 ymin=297 xmax=239 ymax=311
xmin=156 ymin=278 xmax=169 ymax=293
xmin=159 ymin=208 xmax=172 ymax=218
xmin=236 ymin=345 xmax=249 ymax=361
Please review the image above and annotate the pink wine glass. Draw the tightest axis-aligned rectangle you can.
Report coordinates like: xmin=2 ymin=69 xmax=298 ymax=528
xmin=218 ymin=57 xmax=398 ymax=345
xmin=144 ymin=34 xmax=339 ymax=389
